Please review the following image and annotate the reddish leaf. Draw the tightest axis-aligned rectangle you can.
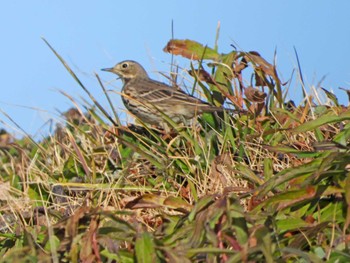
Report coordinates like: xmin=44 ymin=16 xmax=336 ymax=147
xmin=80 ymin=216 xmax=101 ymax=263
xmin=163 ymin=39 xmax=220 ymax=60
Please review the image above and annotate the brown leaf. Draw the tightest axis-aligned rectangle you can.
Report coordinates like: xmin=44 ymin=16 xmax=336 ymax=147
xmin=80 ymin=216 xmax=101 ymax=263
xmin=249 ymin=102 xmax=265 ymax=115
xmin=209 ymin=153 xmax=250 ymax=195
xmin=233 ymin=58 xmax=248 ymax=75
xmin=304 ymin=215 xmax=315 ymax=224
xmin=209 ymin=153 xmax=234 ymax=185
xmin=244 ymin=86 xmax=267 ymax=103
xmin=289 ymin=222 xmax=329 ymax=248
xmin=254 ymin=69 xmax=267 ymax=86
xmin=164 ymin=39 xmax=199 ymax=59
xmin=188 ymin=69 xmax=216 ymax=84
xmin=245 ymin=51 xmax=279 ymax=82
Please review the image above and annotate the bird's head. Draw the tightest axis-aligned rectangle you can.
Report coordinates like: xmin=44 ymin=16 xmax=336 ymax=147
xmin=101 ymin=60 xmax=148 ymax=80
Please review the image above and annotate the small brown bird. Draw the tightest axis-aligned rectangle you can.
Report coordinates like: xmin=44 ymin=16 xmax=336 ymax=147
xmin=102 ymin=60 xmax=229 ymax=129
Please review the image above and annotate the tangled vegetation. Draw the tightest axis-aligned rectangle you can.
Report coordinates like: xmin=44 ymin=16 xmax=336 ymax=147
xmin=0 ymin=37 xmax=350 ymax=263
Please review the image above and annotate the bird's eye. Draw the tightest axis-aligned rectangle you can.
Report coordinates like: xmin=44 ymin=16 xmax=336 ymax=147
xmin=122 ymin=63 xmax=128 ymax=69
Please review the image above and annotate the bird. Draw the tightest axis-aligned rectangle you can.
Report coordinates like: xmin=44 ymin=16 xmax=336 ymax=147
xmin=101 ymin=60 xmax=234 ymax=130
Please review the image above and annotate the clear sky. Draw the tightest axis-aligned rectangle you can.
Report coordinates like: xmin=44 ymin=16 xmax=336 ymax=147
xmin=1 ymin=1 xmax=350 ymax=137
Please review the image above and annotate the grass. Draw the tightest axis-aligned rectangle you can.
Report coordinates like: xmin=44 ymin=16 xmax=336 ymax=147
xmin=0 ymin=37 xmax=350 ymax=262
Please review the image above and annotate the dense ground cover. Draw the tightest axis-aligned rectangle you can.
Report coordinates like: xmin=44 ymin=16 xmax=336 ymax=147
xmin=0 ymin=38 xmax=350 ymax=262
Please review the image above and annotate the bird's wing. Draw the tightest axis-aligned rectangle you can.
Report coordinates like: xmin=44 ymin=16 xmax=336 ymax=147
xmin=137 ymin=78 xmax=211 ymax=107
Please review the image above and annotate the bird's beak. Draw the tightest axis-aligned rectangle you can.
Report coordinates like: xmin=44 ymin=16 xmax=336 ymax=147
xmin=101 ymin=67 xmax=114 ymax=72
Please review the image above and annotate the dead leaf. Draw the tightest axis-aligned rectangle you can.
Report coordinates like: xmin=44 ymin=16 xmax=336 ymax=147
xmin=244 ymin=86 xmax=267 ymax=103
xmin=188 ymin=69 xmax=215 ymax=84
xmin=209 ymin=153 xmax=249 ymax=195
xmin=80 ymin=215 xmax=101 ymax=263
xmin=244 ymin=51 xmax=279 ymax=83
xmin=233 ymin=56 xmax=248 ymax=75
xmin=163 ymin=39 xmax=220 ymax=60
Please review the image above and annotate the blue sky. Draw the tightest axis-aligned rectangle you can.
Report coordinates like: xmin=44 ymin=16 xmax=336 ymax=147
xmin=1 ymin=1 xmax=350 ymax=137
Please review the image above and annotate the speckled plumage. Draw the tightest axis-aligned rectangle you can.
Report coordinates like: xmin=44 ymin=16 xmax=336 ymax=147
xmin=102 ymin=60 xmax=225 ymax=129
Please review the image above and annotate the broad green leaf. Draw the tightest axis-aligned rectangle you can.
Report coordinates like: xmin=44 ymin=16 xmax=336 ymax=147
xmin=228 ymin=195 xmax=249 ymax=245
xmin=276 ymin=218 xmax=309 ymax=232
xmin=293 ymin=109 xmax=350 ymax=133
xmin=135 ymin=232 xmax=158 ymax=263
xmin=281 ymin=247 xmax=324 ymax=263
xmin=253 ymin=158 xmax=322 ymax=198
xmin=252 ymin=188 xmax=316 ymax=213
